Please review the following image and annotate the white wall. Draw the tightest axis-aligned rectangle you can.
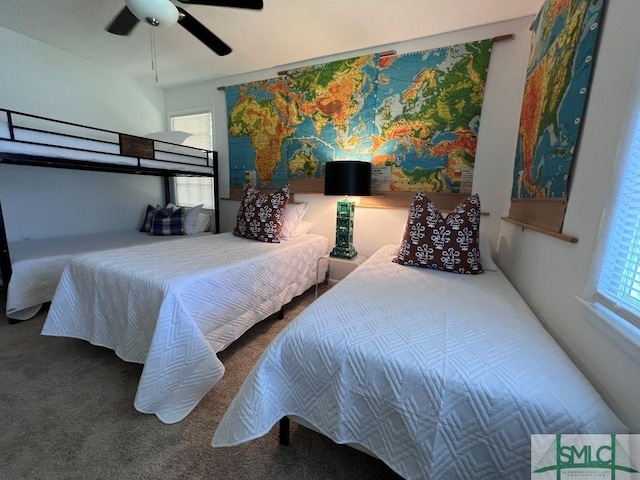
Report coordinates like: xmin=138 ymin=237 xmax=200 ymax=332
xmin=165 ymin=17 xmax=534 ymax=258
xmin=0 ymin=27 xmax=167 ymax=241
xmin=498 ymin=0 xmax=640 ymax=431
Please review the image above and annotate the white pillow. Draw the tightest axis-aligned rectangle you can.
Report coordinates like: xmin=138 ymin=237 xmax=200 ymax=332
xmin=480 ymin=234 xmax=498 ymax=271
xmin=293 ymin=220 xmax=314 ymax=237
xmin=166 ymin=203 xmax=203 ymax=235
xmin=145 ymin=131 xmax=192 ymax=144
xmin=280 ymin=202 xmax=309 ymax=241
xmin=195 ymin=213 xmax=211 ymax=233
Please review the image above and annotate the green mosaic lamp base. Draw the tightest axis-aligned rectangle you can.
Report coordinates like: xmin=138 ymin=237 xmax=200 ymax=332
xmin=330 ymin=197 xmax=357 ymax=259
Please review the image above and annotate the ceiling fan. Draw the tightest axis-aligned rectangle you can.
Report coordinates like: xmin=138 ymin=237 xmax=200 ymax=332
xmin=106 ymin=0 xmax=263 ymax=56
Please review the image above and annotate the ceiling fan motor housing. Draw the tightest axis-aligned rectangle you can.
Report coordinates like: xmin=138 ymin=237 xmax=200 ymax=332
xmin=107 ymin=0 xmax=264 ymax=55
xmin=125 ymin=0 xmax=179 ymax=27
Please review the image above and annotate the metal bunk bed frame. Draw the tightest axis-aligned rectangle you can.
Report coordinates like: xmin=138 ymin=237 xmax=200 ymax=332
xmin=0 ymin=108 xmax=220 ymax=307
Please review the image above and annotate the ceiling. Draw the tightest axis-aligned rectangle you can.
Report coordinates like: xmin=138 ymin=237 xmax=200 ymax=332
xmin=0 ymin=0 xmax=543 ymax=90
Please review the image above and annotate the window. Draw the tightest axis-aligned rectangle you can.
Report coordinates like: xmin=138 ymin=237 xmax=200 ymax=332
xmin=169 ymin=110 xmax=215 ymax=209
xmin=594 ymin=87 xmax=640 ymax=330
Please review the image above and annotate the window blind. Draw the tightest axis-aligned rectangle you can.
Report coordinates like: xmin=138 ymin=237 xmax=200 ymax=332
xmin=596 ymin=103 xmax=640 ymax=329
xmin=170 ymin=112 xmax=215 ymax=209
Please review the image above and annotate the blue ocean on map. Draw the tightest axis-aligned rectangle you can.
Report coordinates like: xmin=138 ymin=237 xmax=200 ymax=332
xmin=513 ymin=0 xmax=602 ymax=198
xmin=374 ymin=46 xmax=469 ymax=177
xmin=226 ymin=58 xmax=378 ymax=189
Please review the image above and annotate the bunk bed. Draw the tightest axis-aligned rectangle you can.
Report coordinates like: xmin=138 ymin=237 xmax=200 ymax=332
xmin=0 ymin=107 xmax=220 ymax=320
xmin=1 ymin=108 xmax=331 ymax=423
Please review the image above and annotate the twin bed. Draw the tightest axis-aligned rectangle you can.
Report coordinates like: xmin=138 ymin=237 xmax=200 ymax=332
xmin=213 ymin=244 xmax=628 ymax=478
xmin=213 ymin=195 xmax=629 ymax=479
xmin=0 ymin=108 xmax=215 ymax=176
xmin=5 ymin=230 xmax=213 ymax=320
xmin=42 ymin=232 xmax=328 ymax=423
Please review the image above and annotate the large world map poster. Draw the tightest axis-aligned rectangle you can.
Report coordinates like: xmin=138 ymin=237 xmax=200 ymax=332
xmin=225 ymin=40 xmax=493 ymax=196
xmin=508 ymin=0 xmax=604 ymax=234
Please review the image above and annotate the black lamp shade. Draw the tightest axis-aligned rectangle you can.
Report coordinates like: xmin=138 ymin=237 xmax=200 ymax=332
xmin=324 ymin=161 xmax=372 ymax=196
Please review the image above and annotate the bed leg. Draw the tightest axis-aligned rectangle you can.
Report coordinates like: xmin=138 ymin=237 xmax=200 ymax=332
xmin=277 ymin=307 xmax=284 ymax=320
xmin=279 ymin=416 xmax=290 ymax=446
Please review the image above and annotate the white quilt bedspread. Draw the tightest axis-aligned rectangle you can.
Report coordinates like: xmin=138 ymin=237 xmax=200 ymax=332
xmin=213 ymin=245 xmax=628 ymax=479
xmin=6 ymin=231 xmax=210 ymax=320
xmin=42 ymin=233 xmax=328 ymax=424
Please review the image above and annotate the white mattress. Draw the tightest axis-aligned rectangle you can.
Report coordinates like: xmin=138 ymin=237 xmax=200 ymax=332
xmin=212 ymin=245 xmax=628 ymax=479
xmin=6 ymin=231 xmax=212 ymax=320
xmin=0 ymin=121 xmax=213 ymax=174
xmin=42 ymin=233 xmax=329 ymax=424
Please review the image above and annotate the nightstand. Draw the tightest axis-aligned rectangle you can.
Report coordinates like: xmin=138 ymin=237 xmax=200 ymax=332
xmin=328 ymin=254 xmax=368 ymax=285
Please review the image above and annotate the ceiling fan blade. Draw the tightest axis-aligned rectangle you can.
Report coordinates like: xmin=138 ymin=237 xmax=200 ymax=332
xmin=106 ymin=6 xmax=140 ymax=35
xmin=177 ymin=0 xmax=263 ymax=10
xmin=176 ymin=7 xmax=232 ymax=56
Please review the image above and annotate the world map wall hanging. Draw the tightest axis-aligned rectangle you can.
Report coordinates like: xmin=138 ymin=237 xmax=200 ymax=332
xmin=226 ymin=54 xmax=378 ymax=190
xmin=224 ymin=39 xmax=494 ymax=205
xmin=505 ymin=0 xmax=604 ymax=238
xmin=372 ymin=41 xmax=492 ymax=195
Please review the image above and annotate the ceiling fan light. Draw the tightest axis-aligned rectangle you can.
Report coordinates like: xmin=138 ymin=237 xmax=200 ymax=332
xmin=125 ymin=0 xmax=179 ymax=27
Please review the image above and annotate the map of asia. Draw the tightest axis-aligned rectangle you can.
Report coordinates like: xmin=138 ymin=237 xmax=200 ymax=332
xmin=226 ymin=40 xmax=493 ymax=193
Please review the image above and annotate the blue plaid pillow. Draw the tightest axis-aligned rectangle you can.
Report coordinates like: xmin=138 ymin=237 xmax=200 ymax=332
xmin=139 ymin=204 xmax=162 ymax=232
xmin=150 ymin=207 xmax=185 ymax=236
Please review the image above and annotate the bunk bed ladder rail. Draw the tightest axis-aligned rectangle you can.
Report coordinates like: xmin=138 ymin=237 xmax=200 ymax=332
xmin=0 ymin=198 xmax=12 ymax=304
xmin=5 ymin=111 xmax=15 ymax=141
xmin=213 ymin=153 xmax=220 ymax=233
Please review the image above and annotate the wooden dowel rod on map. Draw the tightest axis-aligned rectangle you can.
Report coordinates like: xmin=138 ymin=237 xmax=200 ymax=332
xmin=493 ymin=34 xmax=516 ymax=42
xmin=278 ymin=49 xmax=396 ymax=76
xmin=501 ymin=217 xmax=578 ymax=243
xmin=218 ymin=38 xmax=510 ymax=89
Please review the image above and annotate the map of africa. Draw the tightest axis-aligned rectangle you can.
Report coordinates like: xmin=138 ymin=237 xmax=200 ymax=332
xmin=512 ymin=0 xmax=603 ymax=199
xmin=226 ymin=40 xmax=493 ymax=193
xmin=226 ymin=55 xmax=378 ymax=189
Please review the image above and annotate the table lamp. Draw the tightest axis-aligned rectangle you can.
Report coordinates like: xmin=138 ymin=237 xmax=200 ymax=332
xmin=324 ymin=160 xmax=372 ymax=259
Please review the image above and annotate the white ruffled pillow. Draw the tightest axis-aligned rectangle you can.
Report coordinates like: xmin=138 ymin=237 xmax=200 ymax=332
xmin=480 ymin=234 xmax=498 ymax=271
xmin=195 ymin=213 xmax=211 ymax=233
xmin=293 ymin=220 xmax=314 ymax=237
xmin=280 ymin=202 xmax=309 ymax=241
xmin=166 ymin=203 xmax=203 ymax=235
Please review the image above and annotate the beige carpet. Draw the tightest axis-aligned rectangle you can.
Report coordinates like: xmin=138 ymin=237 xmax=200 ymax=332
xmin=0 ymin=286 xmax=402 ymax=479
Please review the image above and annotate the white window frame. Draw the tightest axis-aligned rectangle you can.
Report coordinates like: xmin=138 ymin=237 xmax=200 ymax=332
xmin=580 ymin=57 xmax=640 ymax=357
xmin=167 ymin=107 xmax=216 ymax=210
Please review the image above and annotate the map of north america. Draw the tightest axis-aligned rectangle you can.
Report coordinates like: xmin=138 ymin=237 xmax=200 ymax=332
xmin=512 ymin=0 xmax=603 ymax=199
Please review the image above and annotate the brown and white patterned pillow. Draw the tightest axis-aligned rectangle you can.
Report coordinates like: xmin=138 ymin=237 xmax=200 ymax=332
xmin=233 ymin=184 xmax=291 ymax=243
xmin=394 ymin=192 xmax=483 ymax=274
